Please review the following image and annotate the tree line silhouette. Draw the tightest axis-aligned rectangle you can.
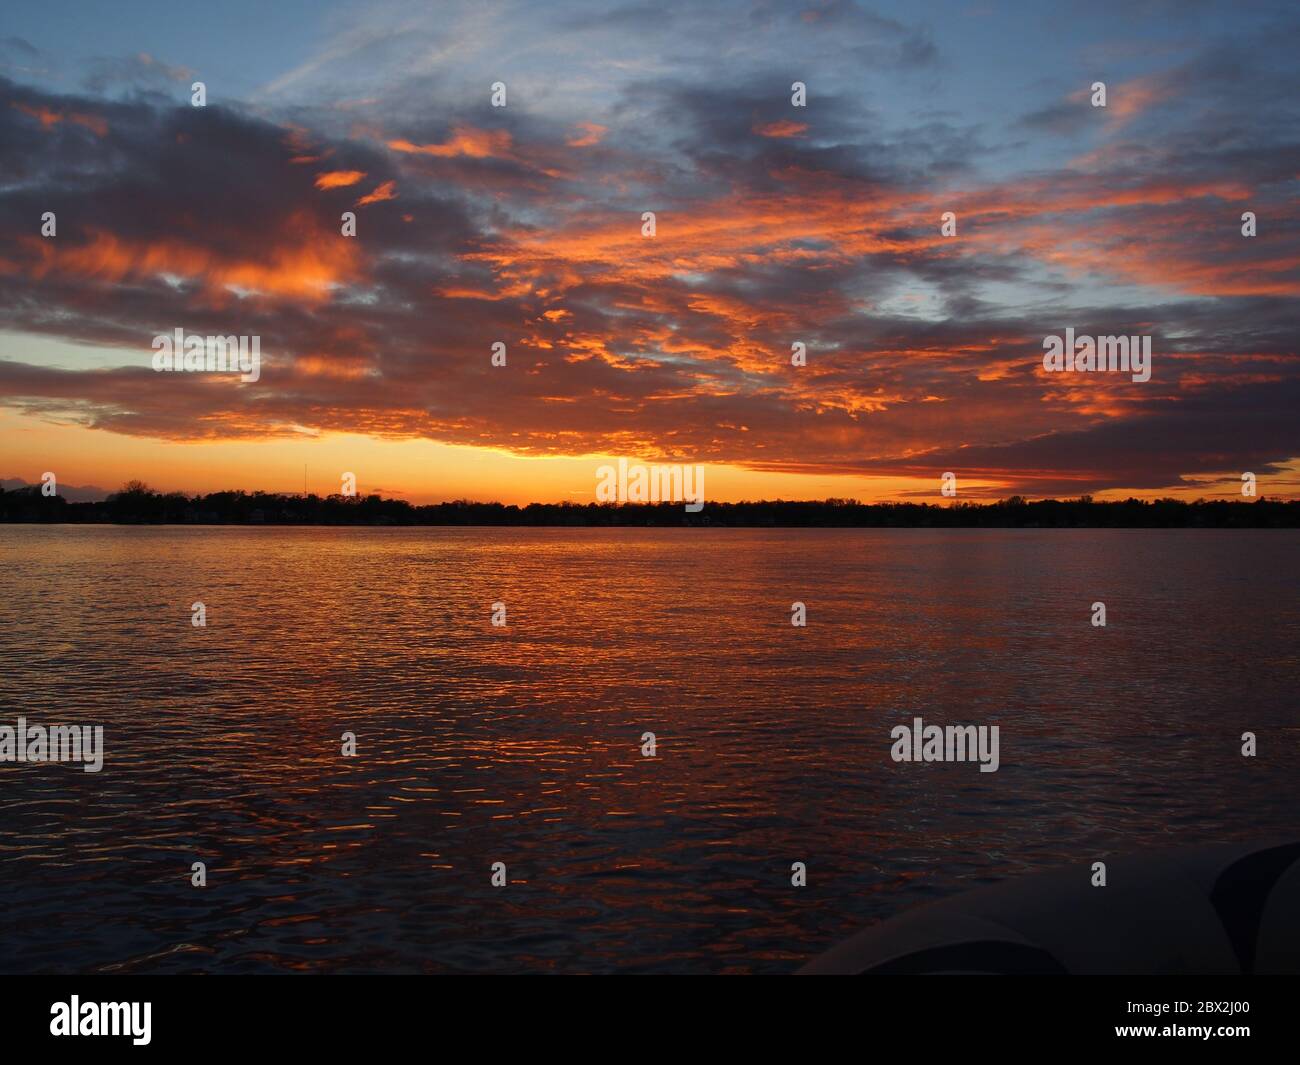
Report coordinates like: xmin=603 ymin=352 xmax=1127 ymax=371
xmin=2 ymin=481 xmax=1297 ymax=527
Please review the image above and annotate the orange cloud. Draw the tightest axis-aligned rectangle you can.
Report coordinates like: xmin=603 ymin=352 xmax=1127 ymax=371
xmin=294 ymin=354 xmax=377 ymax=379
xmin=566 ymin=122 xmax=607 ymax=147
xmin=356 ymin=180 xmax=397 ymax=206
xmin=754 ymin=119 xmax=807 ymax=138
xmin=1106 ymin=75 xmax=1176 ymax=130
xmin=315 ymin=170 xmax=366 ymax=189
xmin=24 ymin=216 xmax=360 ymax=300
xmin=388 ymin=126 xmax=513 ymax=159
xmin=1066 ymin=74 xmax=1176 ymax=133
xmin=11 ymin=101 xmax=108 ymax=137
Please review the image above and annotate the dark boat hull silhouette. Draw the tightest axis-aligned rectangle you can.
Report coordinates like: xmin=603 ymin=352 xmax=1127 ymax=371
xmin=801 ymin=840 xmax=1300 ymax=974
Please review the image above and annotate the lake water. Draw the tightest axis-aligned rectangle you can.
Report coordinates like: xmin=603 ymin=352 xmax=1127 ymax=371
xmin=1 ymin=526 xmax=1296 ymax=973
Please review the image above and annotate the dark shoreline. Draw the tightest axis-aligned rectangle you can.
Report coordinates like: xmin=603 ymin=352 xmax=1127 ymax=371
xmin=3 ymin=485 xmax=1297 ymax=527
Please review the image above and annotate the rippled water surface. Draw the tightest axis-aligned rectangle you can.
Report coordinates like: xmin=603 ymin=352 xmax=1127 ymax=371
xmin=1 ymin=526 xmax=1297 ymax=973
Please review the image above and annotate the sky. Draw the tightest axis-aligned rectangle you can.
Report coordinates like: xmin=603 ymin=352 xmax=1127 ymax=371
xmin=1 ymin=0 xmax=1297 ymax=504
